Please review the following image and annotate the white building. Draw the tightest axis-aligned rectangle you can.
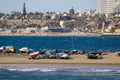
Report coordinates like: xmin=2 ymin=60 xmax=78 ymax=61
xmin=98 ymin=0 xmax=120 ymax=14
xmin=84 ymin=10 xmax=96 ymax=16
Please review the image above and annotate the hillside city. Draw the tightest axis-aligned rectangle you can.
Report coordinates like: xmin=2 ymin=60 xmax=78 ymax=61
xmin=0 ymin=1 xmax=120 ymax=36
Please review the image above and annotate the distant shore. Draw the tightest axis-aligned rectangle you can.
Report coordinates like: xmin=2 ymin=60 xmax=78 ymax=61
xmin=0 ymin=53 xmax=120 ymax=66
xmin=0 ymin=32 xmax=101 ymax=37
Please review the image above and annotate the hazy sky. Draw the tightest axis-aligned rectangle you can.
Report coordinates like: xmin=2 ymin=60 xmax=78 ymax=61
xmin=0 ymin=0 xmax=97 ymax=13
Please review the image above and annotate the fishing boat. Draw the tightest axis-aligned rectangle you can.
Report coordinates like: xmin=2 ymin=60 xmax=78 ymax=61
xmin=0 ymin=46 xmax=16 ymax=53
xmin=60 ymin=54 xmax=70 ymax=59
xmin=28 ymin=51 xmax=40 ymax=59
xmin=87 ymin=51 xmax=102 ymax=59
xmin=43 ymin=50 xmax=53 ymax=58
xmin=117 ymin=52 xmax=120 ymax=56
xmin=55 ymin=52 xmax=70 ymax=59
xmin=19 ymin=47 xmax=29 ymax=53
xmin=0 ymin=46 xmax=6 ymax=53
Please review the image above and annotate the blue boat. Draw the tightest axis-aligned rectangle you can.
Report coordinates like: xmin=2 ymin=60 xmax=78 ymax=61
xmin=44 ymin=50 xmax=53 ymax=58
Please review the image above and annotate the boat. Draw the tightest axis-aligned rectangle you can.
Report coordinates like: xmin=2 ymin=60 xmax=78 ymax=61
xmin=43 ymin=50 xmax=53 ymax=58
xmin=60 ymin=54 xmax=70 ymax=59
xmin=39 ymin=49 xmax=48 ymax=54
xmin=0 ymin=46 xmax=16 ymax=53
xmin=117 ymin=52 xmax=120 ymax=56
xmin=0 ymin=46 xmax=6 ymax=53
xmin=28 ymin=51 xmax=40 ymax=59
xmin=19 ymin=47 xmax=29 ymax=53
xmin=55 ymin=52 xmax=65 ymax=59
xmin=55 ymin=52 xmax=70 ymax=59
xmin=71 ymin=50 xmax=79 ymax=54
xmin=87 ymin=51 xmax=102 ymax=59
xmin=43 ymin=50 xmax=70 ymax=59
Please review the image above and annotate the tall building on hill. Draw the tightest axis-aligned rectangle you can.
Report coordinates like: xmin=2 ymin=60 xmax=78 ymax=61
xmin=23 ymin=2 xmax=26 ymax=19
xmin=98 ymin=0 xmax=120 ymax=14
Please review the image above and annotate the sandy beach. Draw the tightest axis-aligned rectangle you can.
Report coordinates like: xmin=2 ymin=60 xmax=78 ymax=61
xmin=0 ymin=53 xmax=120 ymax=66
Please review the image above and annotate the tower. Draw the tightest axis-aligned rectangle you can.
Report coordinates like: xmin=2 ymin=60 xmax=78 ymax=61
xmin=23 ymin=2 xmax=26 ymax=19
xmin=69 ymin=7 xmax=75 ymax=15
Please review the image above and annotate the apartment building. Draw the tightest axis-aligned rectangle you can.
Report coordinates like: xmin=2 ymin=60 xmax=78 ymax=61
xmin=98 ymin=0 xmax=120 ymax=14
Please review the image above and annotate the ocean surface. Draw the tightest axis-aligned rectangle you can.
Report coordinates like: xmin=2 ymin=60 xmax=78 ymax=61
xmin=0 ymin=66 xmax=120 ymax=80
xmin=0 ymin=36 xmax=120 ymax=51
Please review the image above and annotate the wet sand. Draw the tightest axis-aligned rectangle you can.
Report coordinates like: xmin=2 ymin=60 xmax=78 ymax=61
xmin=0 ymin=53 xmax=120 ymax=66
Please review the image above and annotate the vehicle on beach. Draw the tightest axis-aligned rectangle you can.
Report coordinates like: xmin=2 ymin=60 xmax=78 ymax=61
xmin=87 ymin=51 xmax=102 ymax=59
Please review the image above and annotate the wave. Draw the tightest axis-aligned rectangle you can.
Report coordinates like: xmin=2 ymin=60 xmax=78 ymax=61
xmin=0 ymin=66 xmax=120 ymax=73
xmin=3 ymin=68 xmax=56 ymax=72
xmin=92 ymin=69 xmax=120 ymax=73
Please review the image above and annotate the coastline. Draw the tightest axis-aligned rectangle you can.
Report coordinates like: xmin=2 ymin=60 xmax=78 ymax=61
xmin=0 ymin=53 xmax=120 ymax=66
xmin=1 ymin=32 xmax=120 ymax=37
xmin=0 ymin=32 xmax=101 ymax=37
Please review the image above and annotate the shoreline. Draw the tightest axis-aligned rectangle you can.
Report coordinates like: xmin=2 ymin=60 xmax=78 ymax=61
xmin=1 ymin=63 xmax=120 ymax=67
xmin=0 ymin=32 xmax=101 ymax=37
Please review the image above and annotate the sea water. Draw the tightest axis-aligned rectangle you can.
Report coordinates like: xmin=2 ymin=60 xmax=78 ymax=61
xmin=0 ymin=66 xmax=120 ymax=80
xmin=0 ymin=36 xmax=120 ymax=51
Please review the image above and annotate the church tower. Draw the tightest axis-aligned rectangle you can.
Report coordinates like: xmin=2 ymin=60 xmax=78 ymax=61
xmin=23 ymin=2 xmax=26 ymax=19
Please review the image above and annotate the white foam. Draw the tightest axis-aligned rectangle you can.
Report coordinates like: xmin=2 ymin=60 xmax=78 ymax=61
xmin=92 ymin=69 xmax=120 ymax=73
xmin=1 ymin=66 xmax=120 ymax=73
xmin=8 ymin=68 xmax=40 ymax=72
xmin=40 ymin=69 xmax=56 ymax=72
xmin=94 ymin=69 xmax=112 ymax=72
xmin=6 ymin=68 xmax=56 ymax=72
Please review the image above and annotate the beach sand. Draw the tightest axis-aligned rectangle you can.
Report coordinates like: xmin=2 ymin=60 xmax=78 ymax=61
xmin=0 ymin=53 xmax=120 ymax=66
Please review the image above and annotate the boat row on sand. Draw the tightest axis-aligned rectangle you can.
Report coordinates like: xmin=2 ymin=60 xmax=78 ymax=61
xmin=0 ymin=46 xmax=119 ymax=59
xmin=0 ymin=46 xmax=71 ymax=59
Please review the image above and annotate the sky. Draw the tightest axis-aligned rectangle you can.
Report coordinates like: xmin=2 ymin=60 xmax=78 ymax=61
xmin=0 ymin=0 xmax=97 ymax=13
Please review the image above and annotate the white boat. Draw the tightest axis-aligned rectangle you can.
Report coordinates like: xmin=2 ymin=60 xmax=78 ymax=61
xmin=60 ymin=54 xmax=69 ymax=59
xmin=19 ymin=47 xmax=29 ymax=53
